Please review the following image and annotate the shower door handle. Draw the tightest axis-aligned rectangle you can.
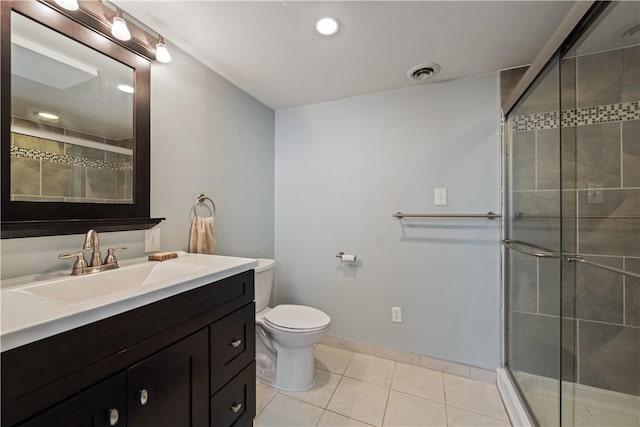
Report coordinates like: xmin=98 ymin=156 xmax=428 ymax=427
xmin=501 ymin=240 xmax=559 ymax=258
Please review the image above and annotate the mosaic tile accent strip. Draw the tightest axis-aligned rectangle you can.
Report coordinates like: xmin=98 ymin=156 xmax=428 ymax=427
xmin=514 ymin=100 xmax=639 ymax=132
xmin=10 ymin=146 xmax=132 ymax=171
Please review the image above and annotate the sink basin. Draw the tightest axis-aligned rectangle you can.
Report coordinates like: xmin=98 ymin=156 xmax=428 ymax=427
xmin=16 ymin=263 xmax=157 ymax=304
xmin=13 ymin=259 xmax=213 ymax=304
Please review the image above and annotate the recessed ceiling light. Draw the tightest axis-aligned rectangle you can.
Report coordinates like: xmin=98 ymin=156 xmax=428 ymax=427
xmin=117 ymin=84 xmax=134 ymax=94
xmin=37 ymin=111 xmax=59 ymax=121
xmin=315 ymin=17 xmax=339 ymax=36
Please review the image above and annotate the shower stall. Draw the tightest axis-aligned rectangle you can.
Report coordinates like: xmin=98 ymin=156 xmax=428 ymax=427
xmin=503 ymin=2 xmax=639 ymax=426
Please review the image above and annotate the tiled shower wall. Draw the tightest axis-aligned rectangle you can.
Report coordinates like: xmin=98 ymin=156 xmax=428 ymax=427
xmin=10 ymin=117 xmax=133 ymax=203
xmin=508 ymin=45 xmax=640 ymax=396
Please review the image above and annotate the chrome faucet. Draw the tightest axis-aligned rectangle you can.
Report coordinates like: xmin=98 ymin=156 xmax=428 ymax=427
xmin=84 ymin=229 xmax=102 ymax=267
xmin=59 ymin=229 xmax=127 ymax=275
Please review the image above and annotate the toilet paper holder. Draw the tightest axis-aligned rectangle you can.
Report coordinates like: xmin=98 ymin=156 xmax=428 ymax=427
xmin=335 ymin=252 xmax=357 ymax=262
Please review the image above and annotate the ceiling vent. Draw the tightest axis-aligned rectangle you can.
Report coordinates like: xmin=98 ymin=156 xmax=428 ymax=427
xmin=407 ymin=63 xmax=441 ymax=81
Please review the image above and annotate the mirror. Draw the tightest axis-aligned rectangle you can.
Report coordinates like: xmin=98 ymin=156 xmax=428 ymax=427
xmin=1 ymin=1 xmax=160 ymax=238
xmin=11 ymin=11 xmax=134 ymax=204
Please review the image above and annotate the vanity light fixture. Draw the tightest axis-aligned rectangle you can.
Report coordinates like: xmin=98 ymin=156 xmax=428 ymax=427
xmin=54 ymin=0 xmax=79 ymax=11
xmin=117 ymin=84 xmax=134 ymax=94
xmin=315 ymin=17 xmax=339 ymax=36
xmin=155 ymin=36 xmax=172 ymax=63
xmin=111 ymin=9 xmax=131 ymax=41
xmin=37 ymin=111 xmax=59 ymax=121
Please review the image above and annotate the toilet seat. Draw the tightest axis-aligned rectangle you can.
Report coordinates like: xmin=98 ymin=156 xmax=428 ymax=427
xmin=263 ymin=304 xmax=330 ymax=332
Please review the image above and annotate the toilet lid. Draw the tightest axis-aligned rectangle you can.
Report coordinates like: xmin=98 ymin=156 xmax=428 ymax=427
xmin=263 ymin=304 xmax=331 ymax=331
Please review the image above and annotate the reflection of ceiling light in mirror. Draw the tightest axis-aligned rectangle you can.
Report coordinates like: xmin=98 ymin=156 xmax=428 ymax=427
xmin=622 ymin=23 xmax=640 ymax=40
xmin=117 ymin=84 xmax=134 ymax=94
xmin=37 ymin=112 xmax=59 ymax=121
xmin=315 ymin=17 xmax=339 ymax=36
xmin=155 ymin=37 xmax=172 ymax=63
xmin=54 ymin=0 xmax=79 ymax=11
xmin=111 ymin=12 xmax=131 ymax=41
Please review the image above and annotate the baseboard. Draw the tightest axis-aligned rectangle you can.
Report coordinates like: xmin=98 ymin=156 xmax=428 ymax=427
xmin=319 ymin=335 xmax=497 ymax=384
xmin=497 ymin=368 xmax=532 ymax=427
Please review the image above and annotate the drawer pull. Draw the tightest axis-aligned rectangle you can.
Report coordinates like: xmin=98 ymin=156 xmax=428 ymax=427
xmin=230 ymin=339 xmax=242 ymax=348
xmin=108 ymin=408 xmax=119 ymax=426
xmin=230 ymin=402 xmax=243 ymax=413
xmin=139 ymin=389 xmax=149 ymax=405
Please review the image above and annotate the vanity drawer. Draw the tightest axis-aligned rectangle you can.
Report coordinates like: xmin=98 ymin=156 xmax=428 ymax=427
xmin=210 ymin=303 xmax=256 ymax=393
xmin=210 ymin=361 xmax=256 ymax=427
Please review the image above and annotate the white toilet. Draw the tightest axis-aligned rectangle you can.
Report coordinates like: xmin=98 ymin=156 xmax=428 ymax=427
xmin=254 ymin=259 xmax=331 ymax=391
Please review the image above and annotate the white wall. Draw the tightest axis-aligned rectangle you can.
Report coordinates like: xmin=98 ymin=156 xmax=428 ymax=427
xmin=274 ymin=72 xmax=501 ymax=369
xmin=1 ymin=42 xmax=275 ymax=280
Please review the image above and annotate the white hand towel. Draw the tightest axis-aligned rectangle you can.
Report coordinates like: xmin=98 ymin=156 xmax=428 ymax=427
xmin=189 ymin=216 xmax=216 ymax=254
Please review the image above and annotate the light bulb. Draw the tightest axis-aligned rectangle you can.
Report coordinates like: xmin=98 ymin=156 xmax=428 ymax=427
xmin=155 ymin=37 xmax=172 ymax=63
xmin=117 ymin=84 xmax=134 ymax=94
xmin=54 ymin=0 xmax=79 ymax=11
xmin=37 ymin=112 xmax=59 ymax=121
xmin=315 ymin=17 xmax=339 ymax=36
xmin=111 ymin=14 xmax=131 ymax=41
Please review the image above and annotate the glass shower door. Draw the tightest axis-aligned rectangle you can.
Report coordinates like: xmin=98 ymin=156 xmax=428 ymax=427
xmin=505 ymin=55 xmax=565 ymax=426
xmin=559 ymin=2 xmax=640 ymax=425
xmin=505 ymin=2 xmax=640 ymax=425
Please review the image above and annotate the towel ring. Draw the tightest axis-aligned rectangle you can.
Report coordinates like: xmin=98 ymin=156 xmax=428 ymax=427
xmin=193 ymin=194 xmax=216 ymax=218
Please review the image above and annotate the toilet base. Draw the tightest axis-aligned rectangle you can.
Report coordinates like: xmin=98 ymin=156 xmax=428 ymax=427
xmin=273 ymin=344 xmax=315 ymax=391
xmin=255 ymin=347 xmax=316 ymax=391
xmin=256 ymin=353 xmax=276 ymax=385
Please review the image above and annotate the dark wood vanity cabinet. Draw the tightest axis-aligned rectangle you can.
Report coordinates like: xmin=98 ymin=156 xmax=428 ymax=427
xmin=18 ymin=373 xmax=127 ymax=427
xmin=2 ymin=270 xmax=256 ymax=427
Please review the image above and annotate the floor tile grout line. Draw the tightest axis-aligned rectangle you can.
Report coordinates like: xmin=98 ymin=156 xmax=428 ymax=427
xmin=380 ymin=361 xmax=398 ymax=427
xmin=315 ymin=373 xmax=346 ymax=427
xmin=442 ymin=372 xmax=449 ymax=426
xmin=445 ymin=402 xmax=511 ymax=423
xmin=446 ymin=405 xmax=511 ymax=424
xmin=323 ymin=372 xmax=345 ymax=411
xmin=255 ymin=382 xmax=279 ymax=419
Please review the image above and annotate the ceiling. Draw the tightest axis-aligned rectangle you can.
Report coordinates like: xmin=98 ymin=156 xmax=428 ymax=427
xmin=116 ymin=1 xmax=576 ymax=110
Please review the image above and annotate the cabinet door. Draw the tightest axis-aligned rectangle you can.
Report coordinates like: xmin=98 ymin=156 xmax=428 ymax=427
xmin=127 ymin=329 xmax=208 ymax=427
xmin=18 ymin=373 xmax=125 ymax=427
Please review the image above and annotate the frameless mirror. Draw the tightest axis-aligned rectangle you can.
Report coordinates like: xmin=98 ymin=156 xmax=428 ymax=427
xmin=10 ymin=11 xmax=134 ymax=204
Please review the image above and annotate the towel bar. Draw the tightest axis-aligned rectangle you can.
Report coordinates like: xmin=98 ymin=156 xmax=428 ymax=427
xmin=393 ymin=211 xmax=501 ymax=219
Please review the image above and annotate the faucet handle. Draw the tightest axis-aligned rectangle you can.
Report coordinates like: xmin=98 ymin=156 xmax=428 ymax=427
xmin=104 ymin=247 xmax=127 ymax=265
xmin=59 ymin=251 xmax=88 ymax=275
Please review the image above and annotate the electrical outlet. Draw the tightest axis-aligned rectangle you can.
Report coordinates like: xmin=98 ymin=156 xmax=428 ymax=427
xmin=392 ymin=307 xmax=402 ymax=323
xmin=434 ymin=188 xmax=447 ymax=206
xmin=145 ymin=228 xmax=160 ymax=253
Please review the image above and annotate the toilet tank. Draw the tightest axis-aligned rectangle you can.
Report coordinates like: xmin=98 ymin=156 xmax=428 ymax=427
xmin=254 ymin=259 xmax=275 ymax=312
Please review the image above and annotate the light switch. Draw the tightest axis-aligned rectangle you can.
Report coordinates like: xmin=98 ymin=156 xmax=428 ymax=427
xmin=434 ymin=188 xmax=447 ymax=206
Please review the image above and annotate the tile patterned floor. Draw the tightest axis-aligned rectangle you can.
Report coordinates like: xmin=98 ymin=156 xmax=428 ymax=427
xmin=255 ymin=344 xmax=512 ymax=427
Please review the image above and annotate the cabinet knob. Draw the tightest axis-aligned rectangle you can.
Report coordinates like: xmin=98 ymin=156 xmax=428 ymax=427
xmin=139 ymin=389 xmax=149 ymax=405
xmin=230 ymin=402 xmax=242 ymax=413
xmin=108 ymin=408 xmax=119 ymax=426
xmin=229 ymin=339 xmax=242 ymax=348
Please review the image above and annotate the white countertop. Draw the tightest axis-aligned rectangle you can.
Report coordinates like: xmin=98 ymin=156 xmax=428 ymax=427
xmin=1 ymin=252 xmax=258 ymax=352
